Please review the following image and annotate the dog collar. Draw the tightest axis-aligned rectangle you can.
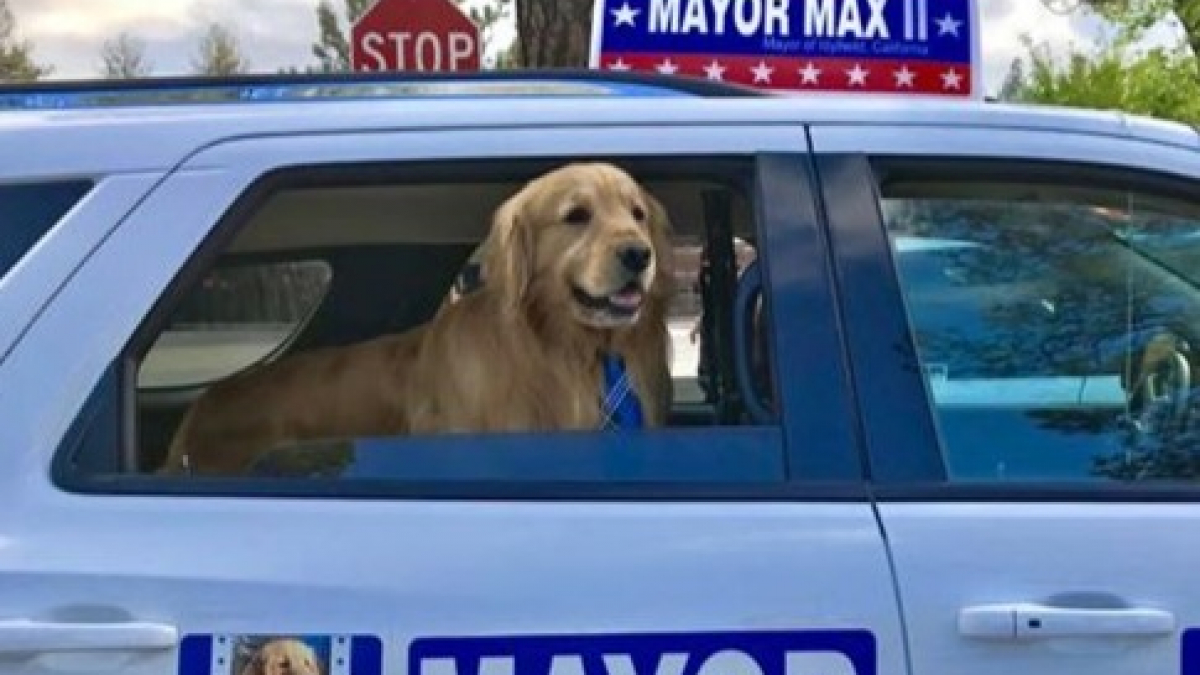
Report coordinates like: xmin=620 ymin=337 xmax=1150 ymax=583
xmin=600 ymin=352 xmax=644 ymax=430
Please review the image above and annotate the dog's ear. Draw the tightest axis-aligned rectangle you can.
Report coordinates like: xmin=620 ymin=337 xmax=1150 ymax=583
xmin=640 ymin=187 xmax=675 ymax=297
xmin=239 ymin=652 xmax=262 ymax=675
xmin=483 ymin=191 xmax=535 ymax=313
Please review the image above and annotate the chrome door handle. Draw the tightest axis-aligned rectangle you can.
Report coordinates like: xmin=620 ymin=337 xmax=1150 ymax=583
xmin=0 ymin=619 xmax=178 ymax=653
xmin=960 ymin=602 xmax=1176 ymax=639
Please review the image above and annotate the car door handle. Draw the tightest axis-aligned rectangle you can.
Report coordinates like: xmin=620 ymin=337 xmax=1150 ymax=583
xmin=0 ymin=619 xmax=179 ymax=653
xmin=959 ymin=602 xmax=1176 ymax=639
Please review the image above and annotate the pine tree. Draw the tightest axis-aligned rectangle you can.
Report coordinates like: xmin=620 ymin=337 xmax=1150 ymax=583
xmin=100 ymin=32 xmax=152 ymax=79
xmin=0 ymin=0 xmax=50 ymax=82
xmin=192 ymin=22 xmax=249 ymax=76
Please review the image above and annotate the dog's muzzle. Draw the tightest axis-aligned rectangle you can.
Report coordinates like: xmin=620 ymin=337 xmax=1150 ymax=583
xmin=572 ymin=281 xmax=645 ymax=317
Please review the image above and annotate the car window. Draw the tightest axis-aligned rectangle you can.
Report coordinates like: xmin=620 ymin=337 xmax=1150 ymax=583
xmin=0 ymin=180 xmax=92 ymax=283
xmin=58 ymin=156 xmax=793 ymax=492
xmin=883 ymin=181 xmax=1200 ymax=483
xmin=137 ymin=260 xmax=332 ymax=389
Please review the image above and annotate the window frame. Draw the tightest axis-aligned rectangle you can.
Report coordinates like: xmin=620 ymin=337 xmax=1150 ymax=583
xmin=817 ymin=151 xmax=1200 ymax=502
xmin=49 ymin=150 xmax=868 ymax=502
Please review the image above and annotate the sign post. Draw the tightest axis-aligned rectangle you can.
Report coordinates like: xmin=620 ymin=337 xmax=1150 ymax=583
xmin=589 ymin=0 xmax=981 ymax=99
xmin=351 ymin=0 xmax=482 ymax=73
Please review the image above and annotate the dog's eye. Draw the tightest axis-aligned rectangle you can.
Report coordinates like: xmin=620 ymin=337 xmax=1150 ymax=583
xmin=564 ymin=206 xmax=591 ymax=225
xmin=631 ymin=205 xmax=646 ymax=222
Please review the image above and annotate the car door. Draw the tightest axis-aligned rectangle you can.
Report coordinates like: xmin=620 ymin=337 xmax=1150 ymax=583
xmin=811 ymin=120 xmax=1200 ymax=675
xmin=0 ymin=111 xmax=904 ymax=675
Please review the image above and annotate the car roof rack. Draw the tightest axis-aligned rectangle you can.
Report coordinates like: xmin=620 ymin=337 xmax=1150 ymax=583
xmin=0 ymin=69 xmax=770 ymax=111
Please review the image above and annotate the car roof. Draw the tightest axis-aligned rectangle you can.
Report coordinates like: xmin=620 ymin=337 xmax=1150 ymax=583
xmin=3 ymin=71 xmax=1198 ymax=179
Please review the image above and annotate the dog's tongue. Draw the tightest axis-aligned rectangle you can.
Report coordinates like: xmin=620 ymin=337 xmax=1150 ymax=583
xmin=610 ymin=287 xmax=644 ymax=309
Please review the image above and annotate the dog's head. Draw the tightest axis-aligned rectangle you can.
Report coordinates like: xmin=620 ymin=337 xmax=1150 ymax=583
xmin=483 ymin=162 xmax=673 ymax=330
xmin=242 ymin=638 xmax=323 ymax=675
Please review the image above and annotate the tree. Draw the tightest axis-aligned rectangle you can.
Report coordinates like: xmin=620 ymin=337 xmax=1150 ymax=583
xmin=310 ymin=0 xmax=513 ymax=72
xmin=471 ymin=0 xmax=514 ymax=56
xmin=996 ymin=58 xmax=1028 ymax=102
xmin=1046 ymin=0 xmax=1200 ymax=66
xmin=513 ymin=0 xmax=591 ymax=67
xmin=1005 ymin=30 xmax=1200 ymax=123
xmin=312 ymin=0 xmax=372 ymax=72
xmin=0 ymin=0 xmax=50 ymax=82
xmin=192 ymin=22 xmax=249 ymax=76
xmin=100 ymin=32 xmax=152 ymax=79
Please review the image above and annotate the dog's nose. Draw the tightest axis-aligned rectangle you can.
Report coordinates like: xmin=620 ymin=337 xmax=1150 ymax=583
xmin=617 ymin=244 xmax=652 ymax=273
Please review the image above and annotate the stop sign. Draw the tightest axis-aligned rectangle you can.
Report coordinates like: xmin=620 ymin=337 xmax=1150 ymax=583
xmin=351 ymin=0 xmax=481 ymax=73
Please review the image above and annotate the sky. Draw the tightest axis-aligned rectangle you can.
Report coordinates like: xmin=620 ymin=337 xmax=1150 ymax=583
xmin=6 ymin=0 xmax=1181 ymax=96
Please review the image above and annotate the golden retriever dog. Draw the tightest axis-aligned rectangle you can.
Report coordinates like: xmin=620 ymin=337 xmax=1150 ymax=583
xmin=239 ymin=638 xmax=322 ymax=675
xmin=158 ymin=162 xmax=674 ymax=476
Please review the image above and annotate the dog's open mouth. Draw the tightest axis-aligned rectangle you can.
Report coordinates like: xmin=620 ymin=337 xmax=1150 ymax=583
xmin=572 ymin=282 xmax=645 ymax=317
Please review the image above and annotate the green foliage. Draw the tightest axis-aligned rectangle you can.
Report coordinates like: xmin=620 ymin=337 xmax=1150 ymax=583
xmin=0 ymin=0 xmax=50 ymax=82
xmin=469 ymin=0 xmax=514 ymax=54
xmin=100 ymin=32 xmax=152 ymax=79
xmin=192 ymin=22 xmax=249 ymax=76
xmin=1076 ymin=0 xmax=1177 ymax=35
xmin=1004 ymin=25 xmax=1200 ymax=124
xmin=311 ymin=0 xmax=373 ymax=72
xmin=1055 ymin=0 xmax=1200 ymax=72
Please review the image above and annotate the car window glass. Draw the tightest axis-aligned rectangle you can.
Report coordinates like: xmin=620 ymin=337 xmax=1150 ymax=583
xmin=883 ymin=184 xmax=1200 ymax=483
xmin=137 ymin=261 xmax=332 ymax=389
xmin=0 ymin=181 xmax=92 ymax=282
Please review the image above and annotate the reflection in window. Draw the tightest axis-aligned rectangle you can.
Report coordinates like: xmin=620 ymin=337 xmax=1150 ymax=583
xmin=884 ymin=187 xmax=1200 ymax=484
xmin=138 ymin=261 xmax=332 ymax=389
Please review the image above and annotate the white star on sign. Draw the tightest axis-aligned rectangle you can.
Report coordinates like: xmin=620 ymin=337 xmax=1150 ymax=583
xmin=611 ymin=2 xmax=641 ymax=27
xmin=656 ymin=58 xmax=679 ymax=75
xmin=846 ymin=64 xmax=869 ymax=87
xmin=798 ymin=62 xmax=822 ymax=85
xmin=608 ymin=58 xmax=631 ymax=71
xmin=751 ymin=61 xmax=774 ymax=84
xmin=941 ymin=68 xmax=963 ymax=90
xmin=893 ymin=65 xmax=916 ymax=88
xmin=935 ymin=12 xmax=962 ymax=37
xmin=703 ymin=60 xmax=726 ymax=80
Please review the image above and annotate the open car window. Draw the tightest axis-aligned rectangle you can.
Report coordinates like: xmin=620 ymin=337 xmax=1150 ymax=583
xmin=57 ymin=155 xmax=792 ymax=491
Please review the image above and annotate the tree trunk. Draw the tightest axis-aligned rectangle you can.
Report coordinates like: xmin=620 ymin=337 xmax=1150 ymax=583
xmin=514 ymin=0 xmax=592 ymax=68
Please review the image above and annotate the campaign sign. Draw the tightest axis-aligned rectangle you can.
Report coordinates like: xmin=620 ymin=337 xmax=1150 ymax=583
xmin=410 ymin=629 xmax=875 ymax=675
xmin=589 ymin=0 xmax=981 ymax=98
xmin=178 ymin=633 xmax=383 ymax=675
xmin=1183 ymin=627 xmax=1200 ymax=674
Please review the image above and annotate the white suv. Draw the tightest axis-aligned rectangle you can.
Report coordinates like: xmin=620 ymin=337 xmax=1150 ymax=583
xmin=2 ymin=71 xmax=1200 ymax=675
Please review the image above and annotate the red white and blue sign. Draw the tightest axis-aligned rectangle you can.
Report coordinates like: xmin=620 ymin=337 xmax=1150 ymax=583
xmin=410 ymin=628 xmax=875 ymax=675
xmin=588 ymin=0 xmax=981 ymax=98
xmin=1182 ymin=627 xmax=1200 ymax=674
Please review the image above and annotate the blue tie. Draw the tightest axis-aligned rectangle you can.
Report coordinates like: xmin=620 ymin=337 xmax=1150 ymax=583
xmin=600 ymin=353 xmax=644 ymax=430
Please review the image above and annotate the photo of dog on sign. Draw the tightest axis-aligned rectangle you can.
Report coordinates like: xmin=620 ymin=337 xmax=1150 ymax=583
xmin=217 ymin=634 xmax=341 ymax=675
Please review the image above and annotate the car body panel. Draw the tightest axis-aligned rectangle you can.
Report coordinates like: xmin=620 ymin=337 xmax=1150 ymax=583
xmin=0 ymin=173 xmax=165 ymax=366
xmin=0 ymin=95 xmax=1198 ymax=179
xmin=0 ymin=118 xmax=907 ymax=675
xmin=811 ymin=125 xmax=1200 ymax=675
